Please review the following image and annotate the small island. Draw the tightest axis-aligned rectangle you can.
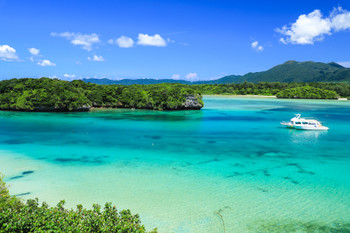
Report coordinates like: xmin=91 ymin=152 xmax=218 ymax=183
xmin=192 ymin=82 xmax=348 ymax=99
xmin=0 ymin=78 xmax=203 ymax=112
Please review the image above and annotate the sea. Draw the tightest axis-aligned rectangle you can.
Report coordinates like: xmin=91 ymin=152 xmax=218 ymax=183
xmin=1 ymin=96 xmax=350 ymax=232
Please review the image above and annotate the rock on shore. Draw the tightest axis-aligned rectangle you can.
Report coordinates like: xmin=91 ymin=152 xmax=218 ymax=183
xmin=182 ymin=94 xmax=203 ymax=110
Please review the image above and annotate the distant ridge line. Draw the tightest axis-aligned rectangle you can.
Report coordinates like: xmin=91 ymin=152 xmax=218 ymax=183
xmin=82 ymin=60 xmax=350 ymax=85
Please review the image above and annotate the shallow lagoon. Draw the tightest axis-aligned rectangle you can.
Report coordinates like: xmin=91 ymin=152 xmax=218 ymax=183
xmin=1 ymin=96 xmax=350 ymax=232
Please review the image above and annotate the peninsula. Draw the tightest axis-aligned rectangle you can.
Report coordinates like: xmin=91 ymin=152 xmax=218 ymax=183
xmin=0 ymin=78 xmax=203 ymax=112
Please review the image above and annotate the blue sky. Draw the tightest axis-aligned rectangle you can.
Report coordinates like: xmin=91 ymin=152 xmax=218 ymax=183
xmin=0 ymin=0 xmax=350 ymax=81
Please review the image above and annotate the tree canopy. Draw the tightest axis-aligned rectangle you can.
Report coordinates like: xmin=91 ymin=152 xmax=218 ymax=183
xmin=191 ymin=82 xmax=348 ymax=98
xmin=0 ymin=173 xmax=156 ymax=232
xmin=0 ymin=78 xmax=203 ymax=111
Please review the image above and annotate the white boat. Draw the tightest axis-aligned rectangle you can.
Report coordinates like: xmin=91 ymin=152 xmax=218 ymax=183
xmin=281 ymin=114 xmax=329 ymax=131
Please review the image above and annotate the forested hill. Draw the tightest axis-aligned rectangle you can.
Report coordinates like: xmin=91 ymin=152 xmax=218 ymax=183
xmin=217 ymin=61 xmax=350 ymax=83
xmin=0 ymin=78 xmax=203 ymax=112
xmin=83 ymin=61 xmax=350 ymax=85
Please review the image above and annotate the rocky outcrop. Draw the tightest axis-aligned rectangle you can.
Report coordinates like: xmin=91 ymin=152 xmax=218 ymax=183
xmin=182 ymin=94 xmax=203 ymax=110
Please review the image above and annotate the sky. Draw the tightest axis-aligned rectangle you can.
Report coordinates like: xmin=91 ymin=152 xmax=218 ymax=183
xmin=1 ymin=0 xmax=350 ymax=81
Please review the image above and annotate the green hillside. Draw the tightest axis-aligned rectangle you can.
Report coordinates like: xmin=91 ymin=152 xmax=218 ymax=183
xmin=213 ymin=61 xmax=350 ymax=83
xmin=83 ymin=61 xmax=350 ymax=85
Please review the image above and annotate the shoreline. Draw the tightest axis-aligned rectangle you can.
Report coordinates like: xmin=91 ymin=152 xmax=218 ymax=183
xmin=203 ymin=94 xmax=350 ymax=100
xmin=203 ymin=94 xmax=277 ymax=98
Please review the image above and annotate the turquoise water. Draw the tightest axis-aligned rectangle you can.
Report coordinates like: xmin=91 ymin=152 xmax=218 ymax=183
xmin=1 ymin=96 xmax=350 ymax=232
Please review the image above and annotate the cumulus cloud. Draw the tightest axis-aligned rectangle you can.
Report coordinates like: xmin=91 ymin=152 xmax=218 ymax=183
xmin=27 ymin=48 xmax=56 ymax=66
xmin=185 ymin=73 xmax=198 ymax=81
xmin=171 ymin=74 xmax=180 ymax=80
xmin=137 ymin=33 xmax=167 ymax=47
xmin=88 ymin=55 xmax=104 ymax=62
xmin=0 ymin=45 xmax=18 ymax=60
xmin=251 ymin=41 xmax=258 ymax=48
xmin=38 ymin=59 xmax=56 ymax=67
xmin=277 ymin=7 xmax=350 ymax=45
xmin=331 ymin=7 xmax=350 ymax=31
xmin=251 ymin=41 xmax=264 ymax=52
xmin=51 ymin=32 xmax=100 ymax=51
xmin=63 ymin=74 xmax=76 ymax=78
xmin=116 ymin=36 xmax=134 ymax=48
xmin=28 ymin=48 xmax=40 ymax=56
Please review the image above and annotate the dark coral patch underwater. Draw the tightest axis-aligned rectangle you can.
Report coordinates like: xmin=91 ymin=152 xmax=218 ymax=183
xmin=248 ymin=219 xmax=350 ymax=233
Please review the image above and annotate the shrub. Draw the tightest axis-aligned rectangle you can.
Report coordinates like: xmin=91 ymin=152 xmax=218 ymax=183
xmin=0 ymin=174 xmax=157 ymax=232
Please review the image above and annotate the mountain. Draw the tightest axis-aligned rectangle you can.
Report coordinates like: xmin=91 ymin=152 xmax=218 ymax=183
xmin=82 ymin=61 xmax=350 ymax=85
xmin=215 ymin=60 xmax=350 ymax=83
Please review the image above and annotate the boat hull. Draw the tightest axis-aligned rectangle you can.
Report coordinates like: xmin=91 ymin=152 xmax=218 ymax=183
xmin=294 ymin=125 xmax=329 ymax=131
xmin=281 ymin=124 xmax=329 ymax=131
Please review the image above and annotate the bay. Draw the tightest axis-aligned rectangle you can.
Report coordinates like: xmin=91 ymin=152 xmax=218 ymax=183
xmin=1 ymin=96 xmax=350 ymax=232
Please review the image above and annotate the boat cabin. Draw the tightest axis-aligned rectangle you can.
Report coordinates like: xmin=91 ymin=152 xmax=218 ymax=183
xmin=291 ymin=120 xmax=321 ymax=126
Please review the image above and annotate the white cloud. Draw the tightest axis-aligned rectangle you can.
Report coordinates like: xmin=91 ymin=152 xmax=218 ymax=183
xmin=0 ymin=45 xmax=18 ymax=60
xmin=251 ymin=41 xmax=264 ymax=52
xmin=88 ymin=55 xmax=104 ymax=62
xmin=137 ymin=33 xmax=167 ymax=47
xmin=337 ymin=61 xmax=350 ymax=68
xmin=185 ymin=73 xmax=198 ymax=81
xmin=171 ymin=74 xmax=180 ymax=80
xmin=279 ymin=38 xmax=287 ymax=44
xmin=331 ymin=7 xmax=350 ymax=31
xmin=28 ymin=48 xmax=40 ymax=56
xmin=38 ymin=59 xmax=56 ymax=67
xmin=63 ymin=74 xmax=76 ymax=78
xmin=51 ymin=32 xmax=100 ymax=51
xmin=76 ymin=61 xmax=82 ymax=65
xmin=107 ymin=39 xmax=114 ymax=44
xmin=116 ymin=36 xmax=134 ymax=48
xmin=251 ymin=41 xmax=258 ymax=48
xmin=278 ymin=7 xmax=350 ymax=45
xmin=257 ymin=45 xmax=264 ymax=51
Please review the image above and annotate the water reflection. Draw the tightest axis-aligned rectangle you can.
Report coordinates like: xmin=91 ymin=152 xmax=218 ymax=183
xmin=287 ymin=129 xmax=328 ymax=144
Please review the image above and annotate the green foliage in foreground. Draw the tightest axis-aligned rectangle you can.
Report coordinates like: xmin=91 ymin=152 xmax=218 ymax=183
xmin=0 ymin=78 xmax=203 ymax=111
xmin=192 ymin=82 xmax=350 ymax=98
xmin=0 ymin=174 xmax=156 ymax=232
